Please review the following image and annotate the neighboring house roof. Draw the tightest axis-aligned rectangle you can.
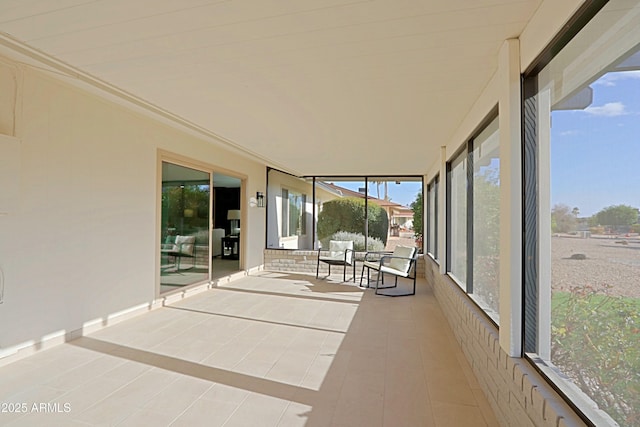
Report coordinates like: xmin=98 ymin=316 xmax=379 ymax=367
xmin=323 ymin=183 xmax=414 ymax=217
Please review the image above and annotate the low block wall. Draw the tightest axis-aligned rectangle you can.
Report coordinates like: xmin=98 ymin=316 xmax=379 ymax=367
xmin=423 ymin=256 xmax=587 ymax=427
xmin=263 ymin=249 xmax=426 ymax=278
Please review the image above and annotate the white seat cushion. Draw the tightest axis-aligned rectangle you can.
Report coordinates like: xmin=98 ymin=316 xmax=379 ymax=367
xmin=173 ymin=235 xmax=195 ymax=255
xmin=320 ymin=240 xmax=353 ymax=264
xmin=388 ymin=245 xmax=416 ymax=273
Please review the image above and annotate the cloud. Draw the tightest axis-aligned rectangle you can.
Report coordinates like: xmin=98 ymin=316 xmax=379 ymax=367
xmin=593 ymin=70 xmax=640 ymax=87
xmin=584 ymin=102 xmax=627 ymax=117
xmin=560 ymin=130 xmax=580 ymax=136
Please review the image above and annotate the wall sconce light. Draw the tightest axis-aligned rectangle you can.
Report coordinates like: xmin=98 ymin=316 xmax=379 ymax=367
xmin=249 ymin=192 xmax=265 ymax=208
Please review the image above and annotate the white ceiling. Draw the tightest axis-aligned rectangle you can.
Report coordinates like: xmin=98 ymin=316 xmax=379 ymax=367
xmin=0 ymin=0 xmax=543 ymax=176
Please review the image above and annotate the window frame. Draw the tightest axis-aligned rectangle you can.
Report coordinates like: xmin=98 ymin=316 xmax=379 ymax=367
xmin=427 ymin=175 xmax=439 ymax=261
xmin=521 ymin=2 xmax=635 ymax=426
xmin=446 ymin=111 xmax=500 ymax=324
xmin=266 ymin=169 xmax=424 ymax=251
xmin=281 ymin=187 xmax=307 ymax=238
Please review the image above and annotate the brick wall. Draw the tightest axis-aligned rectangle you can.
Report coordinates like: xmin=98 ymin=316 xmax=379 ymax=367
xmin=264 ymin=249 xmax=323 ymax=274
xmin=263 ymin=249 xmax=426 ymax=278
xmin=423 ymin=257 xmax=588 ymax=427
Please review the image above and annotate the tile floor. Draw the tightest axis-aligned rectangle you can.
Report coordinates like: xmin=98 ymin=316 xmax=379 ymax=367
xmin=0 ymin=271 xmax=499 ymax=426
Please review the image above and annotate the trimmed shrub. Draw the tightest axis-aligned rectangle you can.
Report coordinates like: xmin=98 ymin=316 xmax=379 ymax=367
xmin=327 ymin=231 xmax=385 ymax=252
xmin=317 ymin=197 xmax=388 ymax=245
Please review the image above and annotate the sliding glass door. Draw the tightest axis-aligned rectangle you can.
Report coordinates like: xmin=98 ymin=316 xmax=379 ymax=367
xmin=160 ymin=162 xmax=210 ymax=294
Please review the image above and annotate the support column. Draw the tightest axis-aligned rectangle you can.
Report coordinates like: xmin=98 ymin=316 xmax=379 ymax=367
xmin=498 ymin=38 xmax=523 ymax=357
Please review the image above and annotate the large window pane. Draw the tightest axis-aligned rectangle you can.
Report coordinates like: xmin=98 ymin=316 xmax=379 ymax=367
xmin=367 ymin=178 xmax=422 ymax=252
xmin=427 ymin=176 xmax=438 ymax=259
xmin=314 ymin=178 xmax=366 ymax=250
xmin=267 ymin=172 xmax=423 ymax=253
xmin=472 ymin=118 xmax=500 ymax=320
xmin=448 ymin=151 xmax=468 ymax=286
xmin=160 ymin=162 xmax=210 ymax=293
xmin=526 ymin=3 xmax=640 ymax=425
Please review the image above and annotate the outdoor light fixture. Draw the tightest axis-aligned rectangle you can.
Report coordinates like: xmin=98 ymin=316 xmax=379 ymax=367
xmin=256 ymin=192 xmax=265 ymax=207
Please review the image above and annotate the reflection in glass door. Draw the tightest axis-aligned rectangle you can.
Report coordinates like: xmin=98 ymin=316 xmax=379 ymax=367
xmin=160 ymin=162 xmax=210 ymax=294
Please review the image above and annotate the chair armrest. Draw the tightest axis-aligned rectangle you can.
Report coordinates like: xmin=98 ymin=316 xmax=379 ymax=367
xmin=363 ymin=251 xmax=392 ymax=262
xmin=379 ymin=255 xmax=417 ymax=263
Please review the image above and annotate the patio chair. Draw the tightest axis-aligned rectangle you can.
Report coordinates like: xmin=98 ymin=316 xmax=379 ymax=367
xmin=165 ymin=235 xmax=196 ymax=270
xmin=360 ymin=245 xmax=418 ymax=296
xmin=316 ymin=240 xmax=356 ymax=282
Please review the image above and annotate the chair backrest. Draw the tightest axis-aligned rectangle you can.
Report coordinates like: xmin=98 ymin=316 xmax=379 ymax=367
xmin=329 ymin=240 xmax=354 ymax=263
xmin=174 ymin=235 xmax=196 ymax=255
xmin=389 ymin=245 xmax=416 ymax=273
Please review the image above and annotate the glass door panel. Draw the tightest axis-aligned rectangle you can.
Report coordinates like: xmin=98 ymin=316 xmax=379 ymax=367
xmin=160 ymin=162 xmax=210 ymax=294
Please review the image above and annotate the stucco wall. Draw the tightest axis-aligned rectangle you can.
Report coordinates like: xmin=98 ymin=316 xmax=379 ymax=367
xmin=0 ymin=59 xmax=266 ymax=357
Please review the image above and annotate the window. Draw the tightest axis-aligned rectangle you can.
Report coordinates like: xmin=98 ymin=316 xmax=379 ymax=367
xmin=447 ymin=115 xmax=500 ymax=323
xmin=367 ymin=177 xmax=423 ymax=251
xmin=266 ymin=170 xmax=423 ymax=251
xmin=282 ymin=188 xmax=306 ymax=237
xmin=427 ymin=176 xmax=439 ymax=260
xmin=523 ymin=3 xmax=640 ymax=425
xmin=160 ymin=162 xmax=210 ymax=292
xmin=266 ymin=169 xmax=313 ymax=249
xmin=315 ymin=178 xmax=368 ymax=250
xmin=447 ymin=149 xmax=468 ymax=286
xmin=472 ymin=117 xmax=500 ymax=319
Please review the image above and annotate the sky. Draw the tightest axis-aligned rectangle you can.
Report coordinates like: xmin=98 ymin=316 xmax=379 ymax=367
xmin=327 ymin=180 xmax=422 ymax=207
xmin=550 ymin=69 xmax=640 ymax=217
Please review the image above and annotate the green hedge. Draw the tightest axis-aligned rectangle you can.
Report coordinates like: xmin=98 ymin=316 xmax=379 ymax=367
xmin=317 ymin=197 xmax=388 ymax=246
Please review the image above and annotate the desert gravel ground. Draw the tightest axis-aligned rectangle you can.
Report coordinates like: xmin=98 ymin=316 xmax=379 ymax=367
xmin=552 ymin=235 xmax=640 ymax=298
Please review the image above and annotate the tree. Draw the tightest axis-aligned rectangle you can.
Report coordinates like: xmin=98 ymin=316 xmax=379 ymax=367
xmin=410 ymin=192 xmax=423 ymax=238
xmin=551 ymin=204 xmax=577 ymax=233
xmin=595 ymin=204 xmax=639 ymax=230
xmin=317 ymin=197 xmax=389 ymax=245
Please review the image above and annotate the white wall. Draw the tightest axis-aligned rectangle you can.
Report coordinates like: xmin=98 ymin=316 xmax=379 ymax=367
xmin=266 ymin=170 xmax=314 ymax=250
xmin=0 ymin=59 xmax=266 ymax=355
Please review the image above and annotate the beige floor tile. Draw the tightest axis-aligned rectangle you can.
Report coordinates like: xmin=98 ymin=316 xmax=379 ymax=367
xmin=427 ymin=373 xmax=478 ymax=406
xmin=43 ymin=355 xmax=125 ymax=392
xmin=431 ymin=401 xmax=489 ymax=427
xmin=118 ymin=408 xmax=181 ymax=426
xmin=4 ymin=384 xmax=68 ymax=409
xmin=472 ymin=388 xmax=501 ymax=427
xmin=200 ymin=383 xmax=250 ymax=405
xmin=6 ymin=411 xmax=90 ymax=426
xmin=106 ymin=368 xmax=179 ymax=407
xmin=0 ymin=276 xmax=498 ymax=427
xmin=169 ymin=398 xmax=239 ymax=427
xmin=277 ymin=401 xmax=313 ymax=427
xmin=0 ymin=409 xmax=28 ymax=425
xmin=71 ymin=396 xmax=140 ymax=426
xmin=222 ymin=393 xmax=290 ymax=427
xmin=51 ymin=376 xmax=131 ymax=413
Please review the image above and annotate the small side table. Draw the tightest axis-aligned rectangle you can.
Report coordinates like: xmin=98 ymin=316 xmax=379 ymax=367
xmin=221 ymin=235 xmax=240 ymax=260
